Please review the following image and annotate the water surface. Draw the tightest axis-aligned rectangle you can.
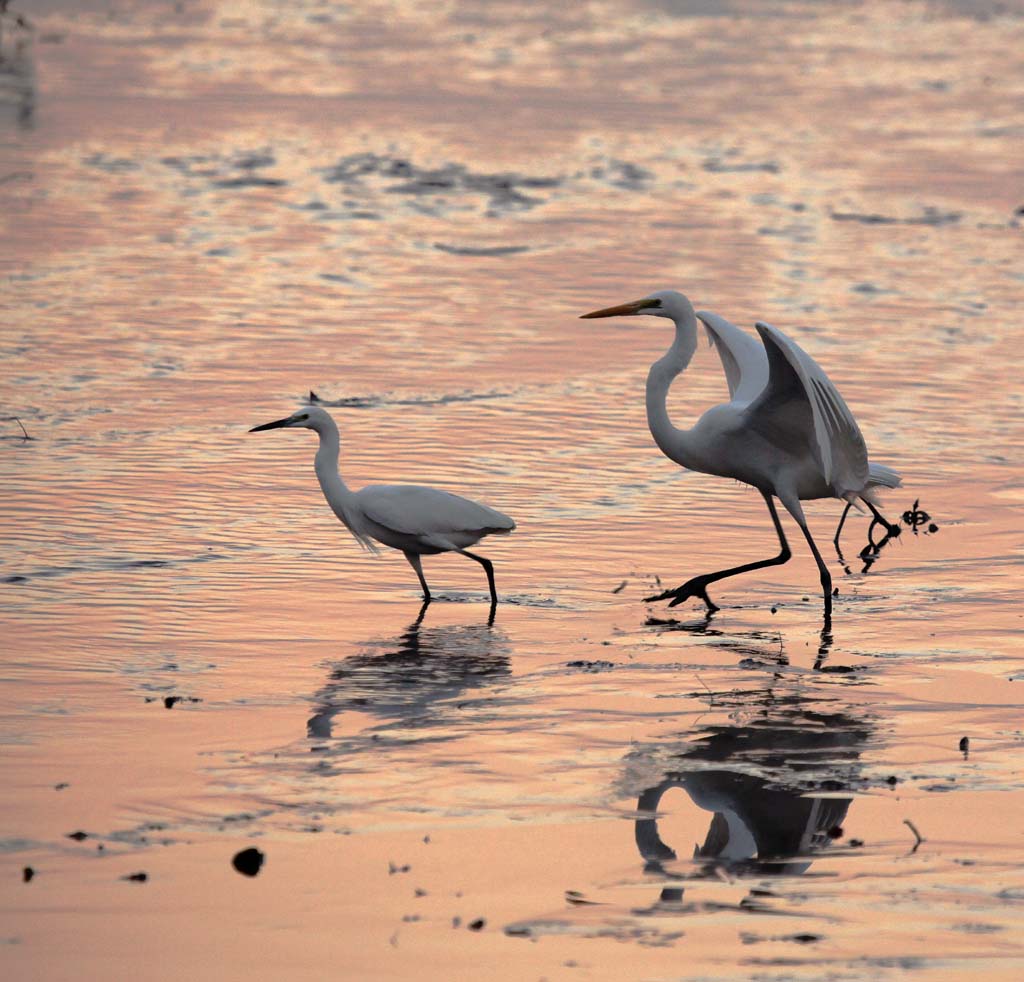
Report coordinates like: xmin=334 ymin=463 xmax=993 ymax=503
xmin=2 ymin=1 xmax=1024 ymax=979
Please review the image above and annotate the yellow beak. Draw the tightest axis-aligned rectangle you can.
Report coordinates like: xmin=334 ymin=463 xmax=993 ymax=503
xmin=579 ymin=298 xmax=656 ymax=319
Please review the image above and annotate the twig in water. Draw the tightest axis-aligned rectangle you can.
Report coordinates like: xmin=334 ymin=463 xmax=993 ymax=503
xmin=2 ymin=416 xmax=35 ymax=441
xmin=903 ymin=818 xmax=924 ymax=852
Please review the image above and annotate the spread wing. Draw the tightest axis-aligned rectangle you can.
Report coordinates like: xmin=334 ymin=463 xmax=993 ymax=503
xmin=357 ymin=484 xmax=515 ymax=538
xmin=695 ymin=310 xmax=769 ymax=406
xmin=748 ymin=321 xmax=869 ymax=495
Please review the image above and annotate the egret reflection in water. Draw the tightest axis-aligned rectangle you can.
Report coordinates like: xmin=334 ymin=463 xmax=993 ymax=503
xmin=307 ymin=607 xmax=511 ymax=740
xmin=621 ymin=680 xmax=877 ymax=912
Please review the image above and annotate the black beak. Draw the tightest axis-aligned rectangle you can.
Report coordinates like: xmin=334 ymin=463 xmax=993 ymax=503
xmin=249 ymin=417 xmax=292 ymax=432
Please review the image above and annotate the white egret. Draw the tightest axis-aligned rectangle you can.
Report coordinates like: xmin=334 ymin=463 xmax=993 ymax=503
xmin=581 ymin=290 xmax=901 ymax=623
xmin=694 ymin=308 xmax=901 ymax=555
xmin=249 ymin=406 xmax=515 ymax=610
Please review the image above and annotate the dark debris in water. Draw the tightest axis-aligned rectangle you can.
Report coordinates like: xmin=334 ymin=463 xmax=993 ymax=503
xmin=143 ymin=695 xmax=202 ymax=708
xmin=902 ymin=499 xmax=938 ymax=535
xmin=120 ymin=871 xmax=148 ymax=883
xmin=1 ymin=416 xmax=34 ymax=441
xmin=232 ymin=847 xmax=264 ymax=877
xmin=742 ymin=930 xmax=823 ymax=945
xmin=566 ymin=660 xmax=615 ymax=673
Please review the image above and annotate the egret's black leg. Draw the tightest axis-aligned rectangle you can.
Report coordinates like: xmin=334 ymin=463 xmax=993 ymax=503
xmin=866 ymin=500 xmax=901 ymax=542
xmin=793 ymin=513 xmax=833 ymax=629
xmin=646 ymin=491 xmax=792 ymax=610
xmin=858 ymin=499 xmax=901 ymax=559
xmin=405 ymin=552 xmax=431 ymax=602
xmin=458 ymin=549 xmax=499 ymax=607
xmin=833 ymin=501 xmax=853 ymax=549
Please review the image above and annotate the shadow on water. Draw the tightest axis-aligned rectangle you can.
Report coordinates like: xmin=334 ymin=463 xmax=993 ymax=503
xmin=647 ymin=607 xmax=838 ymax=669
xmin=307 ymin=606 xmax=512 ymax=739
xmin=620 ymin=680 xmax=878 ymax=913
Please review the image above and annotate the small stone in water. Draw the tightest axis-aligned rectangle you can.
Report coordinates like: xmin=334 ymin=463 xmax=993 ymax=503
xmin=232 ymin=847 xmax=265 ymax=877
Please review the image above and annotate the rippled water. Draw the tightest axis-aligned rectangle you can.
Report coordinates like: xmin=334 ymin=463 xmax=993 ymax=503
xmin=3 ymin=1 xmax=1024 ymax=979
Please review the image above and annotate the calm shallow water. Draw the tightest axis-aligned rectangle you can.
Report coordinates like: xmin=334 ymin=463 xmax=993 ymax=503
xmin=2 ymin=1 xmax=1024 ymax=979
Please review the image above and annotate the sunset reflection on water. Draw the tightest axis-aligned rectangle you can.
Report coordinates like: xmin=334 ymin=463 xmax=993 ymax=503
xmin=2 ymin=1 xmax=1024 ymax=979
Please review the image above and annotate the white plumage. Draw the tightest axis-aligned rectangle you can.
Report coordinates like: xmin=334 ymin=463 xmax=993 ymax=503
xmin=250 ymin=405 xmax=514 ymax=609
xmin=581 ymin=290 xmax=902 ymax=622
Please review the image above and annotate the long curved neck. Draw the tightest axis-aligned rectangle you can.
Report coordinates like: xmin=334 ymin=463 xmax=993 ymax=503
xmin=311 ymin=417 xmax=354 ymax=520
xmin=646 ymin=310 xmax=702 ymax=469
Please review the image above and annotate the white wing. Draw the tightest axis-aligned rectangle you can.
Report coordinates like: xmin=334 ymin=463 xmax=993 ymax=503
xmin=695 ymin=310 xmax=769 ymax=405
xmin=750 ymin=321 xmax=869 ymax=495
xmin=357 ymin=484 xmax=515 ymax=538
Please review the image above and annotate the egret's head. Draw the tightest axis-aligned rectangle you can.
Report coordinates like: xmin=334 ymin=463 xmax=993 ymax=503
xmin=249 ymin=405 xmax=332 ymax=433
xmin=580 ymin=289 xmax=692 ymax=321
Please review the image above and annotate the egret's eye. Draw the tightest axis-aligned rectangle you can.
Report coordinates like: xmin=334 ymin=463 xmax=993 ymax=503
xmin=296 ymin=414 xmax=309 ymax=421
xmin=646 ymin=298 xmax=662 ymax=308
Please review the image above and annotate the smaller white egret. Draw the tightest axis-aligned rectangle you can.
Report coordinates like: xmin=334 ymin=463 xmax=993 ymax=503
xmin=249 ymin=406 xmax=515 ymax=610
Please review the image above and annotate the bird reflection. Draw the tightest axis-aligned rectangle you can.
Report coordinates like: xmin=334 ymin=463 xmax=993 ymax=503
xmin=307 ymin=605 xmax=511 ymax=739
xmin=623 ymin=683 xmax=875 ymax=912
xmin=834 ymin=517 xmax=901 ymax=577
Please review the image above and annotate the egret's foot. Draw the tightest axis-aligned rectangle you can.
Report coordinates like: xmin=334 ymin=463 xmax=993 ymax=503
xmin=859 ymin=524 xmax=900 ymax=560
xmin=645 ymin=577 xmax=720 ymax=613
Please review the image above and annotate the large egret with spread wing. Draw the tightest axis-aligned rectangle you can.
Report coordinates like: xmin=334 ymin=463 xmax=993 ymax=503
xmin=250 ymin=406 xmax=515 ymax=613
xmin=581 ymin=290 xmax=900 ymax=623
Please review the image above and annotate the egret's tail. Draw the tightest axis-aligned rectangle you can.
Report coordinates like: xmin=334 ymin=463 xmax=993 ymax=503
xmin=866 ymin=462 xmax=902 ymax=490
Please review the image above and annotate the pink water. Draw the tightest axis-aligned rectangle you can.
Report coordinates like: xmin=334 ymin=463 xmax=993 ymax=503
xmin=2 ymin=1 xmax=1024 ymax=979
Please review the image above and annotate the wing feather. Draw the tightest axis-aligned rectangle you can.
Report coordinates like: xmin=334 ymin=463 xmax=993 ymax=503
xmin=751 ymin=322 xmax=869 ymax=495
xmin=696 ymin=310 xmax=769 ymax=405
xmin=357 ymin=484 xmax=515 ymax=538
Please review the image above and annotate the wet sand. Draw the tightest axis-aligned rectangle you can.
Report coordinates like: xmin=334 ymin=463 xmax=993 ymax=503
xmin=2 ymin=1 xmax=1024 ymax=979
